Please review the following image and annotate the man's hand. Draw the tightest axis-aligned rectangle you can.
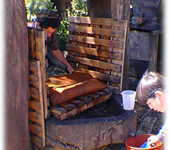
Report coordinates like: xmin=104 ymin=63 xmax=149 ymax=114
xmin=147 ymin=135 xmax=160 ymax=146
xmin=67 ymin=65 xmax=75 ymax=74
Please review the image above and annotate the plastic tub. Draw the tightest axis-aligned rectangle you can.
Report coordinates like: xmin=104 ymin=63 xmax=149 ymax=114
xmin=125 ymin=134 xmax=163 ymax=150
xmin=121 ymin=90 xmax=136 ymax=110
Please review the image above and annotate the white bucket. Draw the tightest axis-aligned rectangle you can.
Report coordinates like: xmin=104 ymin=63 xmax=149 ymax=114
xmin=121 ymin=90 xmax=136 ymax=110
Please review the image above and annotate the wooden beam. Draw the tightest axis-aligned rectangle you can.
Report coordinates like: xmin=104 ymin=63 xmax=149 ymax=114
xmin=69 ymin=35 xmax=124 ymax=49
xmin=69 ymin=24 xmax=124 ymax=37
xmin=68 ymin=16 xmax=126 ymax=28
xmin=67 ymin=44 xmax=123 ymax=60
xmin=71 ymin=56 xmax=122 ymax=72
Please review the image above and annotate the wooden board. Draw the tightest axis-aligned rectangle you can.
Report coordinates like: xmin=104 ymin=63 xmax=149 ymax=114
xmin=68 ymin=16 xmax=125 ymax=28
xmin=67 ymin=44 xmax=123 ymax=60
xmin=50 ymin=87 xmax=112 ymax=120
xmin=34 ymin=30 xmax=48 ymax=119
xmin=67 ymin=16 xmax=128 ymax=93
xmin=29 ymin=60 xmax=45 ymax=147
xmin=69 ymin=24 xmax=124 ymax=37
xmin=6 ymin=0 xmax=30 ymax=149
xmin=71 ymin=56 xmax=122 ymax=72
xmin=69 ymin=35 xmax=124 ymax=49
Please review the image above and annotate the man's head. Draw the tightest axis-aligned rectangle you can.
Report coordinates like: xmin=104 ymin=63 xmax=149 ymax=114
xmin=136 ymin=71 xmax=165 ymax=112
xmin=39 ymin=18 xmax=59 ymax=37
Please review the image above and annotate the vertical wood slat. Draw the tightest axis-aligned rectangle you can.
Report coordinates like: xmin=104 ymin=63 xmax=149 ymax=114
xmin=29 ymin=60 xmax=45 ymax=147
xmin=119 ymin=21 xmax=128 ymax=91
xmin=34 ymin=30 xmax=48 ymax=119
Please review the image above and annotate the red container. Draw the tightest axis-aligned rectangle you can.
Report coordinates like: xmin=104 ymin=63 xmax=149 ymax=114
xmin=125 ymin=134 xmax=163 ymax=150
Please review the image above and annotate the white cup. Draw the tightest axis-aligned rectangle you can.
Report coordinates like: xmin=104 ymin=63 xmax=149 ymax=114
xmin=121 ymin=90 xmax=136 ymax=110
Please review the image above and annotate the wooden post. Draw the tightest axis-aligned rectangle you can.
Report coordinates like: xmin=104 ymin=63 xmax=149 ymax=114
xmin=5 ymin=0 xmax=30 ymax=150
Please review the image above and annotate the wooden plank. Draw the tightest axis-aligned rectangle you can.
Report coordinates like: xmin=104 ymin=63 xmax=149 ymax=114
xmin=71 ymin=56 xmax=122 ymax=72
xmin=68 ymin=16 xmax=126 ymax=28
xmin=29 ymin=100 xmax=41 ymax=113
xmin=77 ymin=68 xmax=121 ymax=84
xmin=119 ymin=20 xmax=128 ymax=91
xmin=28 ymin=28 xmax=36 ymax=59
xmin=69 ymin=35 xmax=124 ymax=49
xmin=29 ymin=61 xmax=39 ymax=74
xmin=34 ymin=30 xmax=48 ymax=119
xmin=29 ymin=74 xmax=40 ymax=88
xmin=29 ymin=111 xmax=42 ymax=125
xmin=69 ymin=24 xmax=124 ymax=37
xmin=29 ymin=122 xmax=43 ymax=138
xmin=50 ymin=89 xmax=112 ymax=120
xmin=29 ymin=60 xmax=46 ymax=147
xmin=67 ymin=44 xmax=123 ymax=60
xmin=29 ymin=87 xmax=40 ymax=100
xmin=31 ymin=135 xmax=43 ymax=148
xmin=6 ymin=1 xmax=30 ymax=149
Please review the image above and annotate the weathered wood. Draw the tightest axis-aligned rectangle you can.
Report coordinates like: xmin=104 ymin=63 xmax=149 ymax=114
xmin=67 ymin=44 xmax=123 ymax=60
xmin=119 ymin=20 xmax=128 ymax=91
xmin=29 ymin=122 xmax=43 ymax=138
xmin=29 ymin=61 xmax=40 ymax=74
xmin=71 ymin=56 xmax=122 ymax=72
xmin=29 ymin=111 xmax=42 ymax=125
xmin=67 ymin=16 xmax=128 ymax=93
xmin=69 ymin=24 xmax=124 ymax=37
xmin=29 ymin=86 xmax=40 ymax=100
xmin=28 ymin=60 xmax=45 ymax=147
xmin=77 ymin=68 xmax=121 ymax=84
xmin=31 ymin=135 xmax=43 ymax=148
xmin=28 ymin=28 xmax=36 ymax=59
xmin=6 ymin=0 xmax=30 ymax=149
xmin=34 ymin=30 xmax=48 ymax=119
xmin=68 ymin=16 xmax=125 ymax=27
xmin=29 ymin=100 xmax=41 ymax=113
xmin=50 ymin=88 xmax=112 ymax=120
xmin=29 ymin=61 xmax=42 ymax=89
xmin=29 ymin=74 xmax=40 ymax=88
xmin=69 ymin=35 xmax=124 ymax=49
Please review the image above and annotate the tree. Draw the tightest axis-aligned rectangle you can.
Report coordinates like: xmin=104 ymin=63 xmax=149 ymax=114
xmin=25 ymin=0 xmax=55 ymax=20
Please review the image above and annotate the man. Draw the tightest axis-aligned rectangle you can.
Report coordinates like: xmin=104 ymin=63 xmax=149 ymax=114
xmin=39 ymin=18 xmax=74 ymax=74
xmin=135 ymin=71 xmax=166 ymax=146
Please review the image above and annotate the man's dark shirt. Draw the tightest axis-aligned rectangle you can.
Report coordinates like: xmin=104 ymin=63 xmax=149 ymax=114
xmin=46 ymin=31 xmax=59 ymax=50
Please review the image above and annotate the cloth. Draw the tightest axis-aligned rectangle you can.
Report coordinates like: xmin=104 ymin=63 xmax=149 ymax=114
xmin=156 ymin=122 xmax=167 ymax=141
xmin=47 ymin=72 xmax=107 ymax=105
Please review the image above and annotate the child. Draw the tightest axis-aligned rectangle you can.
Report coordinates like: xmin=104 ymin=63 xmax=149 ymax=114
xmin=135 ymin=71 xmax=166 ymax=145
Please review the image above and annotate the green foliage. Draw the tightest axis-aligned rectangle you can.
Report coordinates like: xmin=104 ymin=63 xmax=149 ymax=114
xmin=25 ymin=0 xmax=55 ymax=20
xmin=57 ymin=19 xmax=69 ymax=50
xmin=68 ymin=0 xmax=88 ymax=16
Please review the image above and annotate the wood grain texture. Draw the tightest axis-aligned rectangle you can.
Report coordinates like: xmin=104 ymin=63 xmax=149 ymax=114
xmin=67 ymin=16 xmax=128 ymax=93
xmin=5 ymin=0 xmax=30 ymax=149
xmin=67 ymin=44 xmax=123 ymax=60
xmin=34 ymin=30 xmax=48 ymax=119
xmin=50 ymin=88 xmax=112 ymax=120
xmin=69 ymin=35 xmax=124 ymax=49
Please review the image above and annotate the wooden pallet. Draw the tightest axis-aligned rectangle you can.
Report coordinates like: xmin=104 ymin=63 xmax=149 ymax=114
xmin=67 ymin=16 xmax=128 ymax=93
xmin=50 ymin=87 xmax=112 ymax=120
